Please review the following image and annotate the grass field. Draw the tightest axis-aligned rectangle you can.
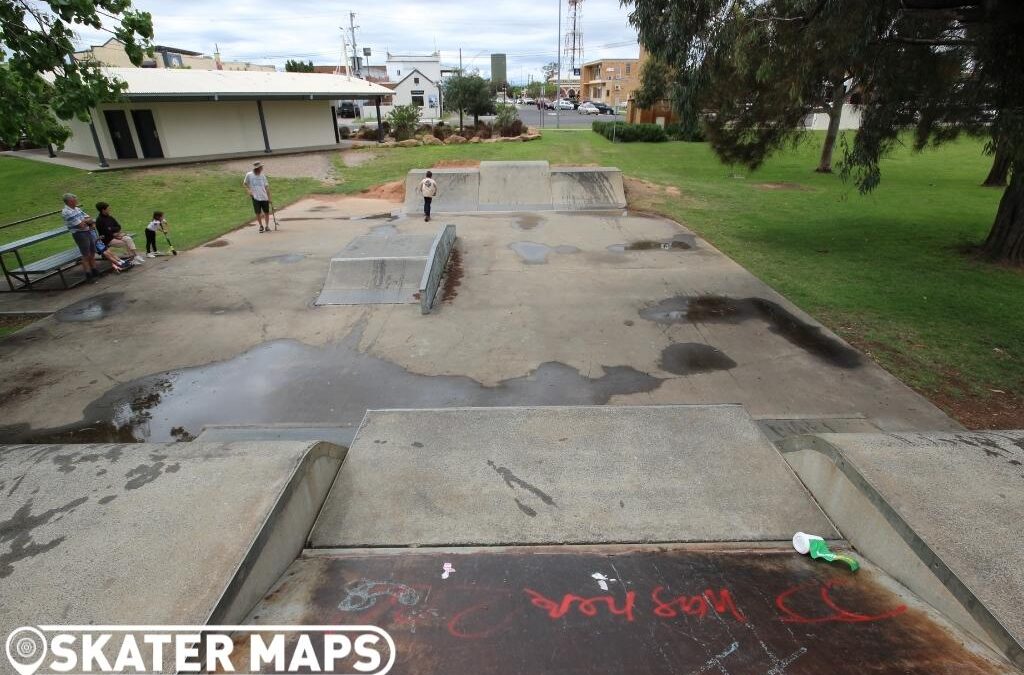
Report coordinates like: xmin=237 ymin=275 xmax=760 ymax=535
xmin=2 ymin=130 xmax=1020 ymax=426
xmin=0 ymin=158 xmax=321 ymax=262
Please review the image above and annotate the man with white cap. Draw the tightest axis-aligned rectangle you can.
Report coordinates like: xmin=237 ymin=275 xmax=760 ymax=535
xmin=242 ymin=161 xmax=272 ymax=233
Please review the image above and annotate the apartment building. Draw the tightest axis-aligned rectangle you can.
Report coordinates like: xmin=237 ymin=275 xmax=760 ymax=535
xmin=580 ymin=58 xmax=640 ymax=107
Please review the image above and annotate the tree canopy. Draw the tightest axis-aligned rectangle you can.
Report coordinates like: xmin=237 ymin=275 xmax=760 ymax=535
xmin=624 ymin=0 xmax=1024 ymax=264
xmin=442 ymin=72 xmax=494 ymax=127
xmin=0 ymin=0 xmax=153 ymax=148
xmin=284 ymin=59 xmax=315 ymax=73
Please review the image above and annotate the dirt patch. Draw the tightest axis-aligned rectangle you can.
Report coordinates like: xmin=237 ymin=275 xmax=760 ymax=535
xmin=360 ymin=180 xmax=405 ymax=202
xmin=753 ymin=182 xmax=811 ymax=191
xmin=433 ymin=159 xmax=480 ymax=168
xmin=204 ymin=240 xmax=229 ymax=248
xmin=623 ymin=178 xmax=701 ymax=211
xmin=215 ymin=152 xmax=337 ymax=182
xmin=442 ymin=246 xmax=464 ymax=303
xmin=0 ymin=367 xmax=52 ymax=406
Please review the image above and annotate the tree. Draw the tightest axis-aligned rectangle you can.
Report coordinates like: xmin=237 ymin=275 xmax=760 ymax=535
xmin=0 ymin=0 xmax=153 ymax=149
xmin=626 ymin=0 xmax=1024 ymax=265
xmin=284 ymin=59 xmax=315 ymax=73
xmin=387 ymin=104 xmax=420 ymax=141
xmin=525 ymin=81 xmax=543 ymax=99
xmin=442 ymin=72 xmax=494 ymax=128
xmin=542 ymin=61 xmax=559 ymax=81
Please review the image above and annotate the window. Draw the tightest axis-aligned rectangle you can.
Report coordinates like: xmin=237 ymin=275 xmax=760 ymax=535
xmin=397 ymin=69 xmax=401 ymax=76
xmin=414 ymin=77 xmax=420 ymax=84
xmin=411 ymin=90 xmax=425 ymax=107
xmin=625 ymin=63 xmax=631 ymax=75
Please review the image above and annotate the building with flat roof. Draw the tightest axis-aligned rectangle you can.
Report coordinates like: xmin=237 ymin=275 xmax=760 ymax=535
xmin=74 ymin=38 xmax=275 ymax=72
xmin=48 ymin=68 xmax=392 ymax=166
xmin=490 ymin=54 xmax=507 ymax=88
xmin=580 ymin=57 xmax=640 ymax=107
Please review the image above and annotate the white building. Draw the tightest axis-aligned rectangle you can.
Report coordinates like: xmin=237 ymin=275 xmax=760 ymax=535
xmin=49 ymin=68 xmax=392 ymax=166
xmin=381 ymin=53 xmax=442 ymax=119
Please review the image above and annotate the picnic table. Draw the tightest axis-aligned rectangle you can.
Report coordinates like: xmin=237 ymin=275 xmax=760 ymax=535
xmin=0 ymin=227 xmax=84 ymax=291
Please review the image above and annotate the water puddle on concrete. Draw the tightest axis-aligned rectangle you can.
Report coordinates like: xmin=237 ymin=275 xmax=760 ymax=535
xmin=251 ymin=253 xmax=308 ymax=265
xmin=368 ymin=224 xmax=400 ymax=236
xmin=203 ymin=240 xmax=229 ymax=248
xmin=54 ymin=293 xmax=126 ymax=323
xmin=608 ymin=234 xmax=696 ymax=253
xmin=509 ymin=242 xmax=581 ymax=264
xmin=0 ymin=328 xmax=662 ymax=444
xmin=641 ymin=295 xmax=862 ymax=369
xmin=659 ymin=343 xmax=736 ymax=374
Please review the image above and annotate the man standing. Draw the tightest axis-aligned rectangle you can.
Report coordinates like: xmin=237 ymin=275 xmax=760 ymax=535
xmin=417 ymin=170 xmax=438 ymax=222
xmin=61 ymin=193 xmax=98 ymax=280
xmin=243 ymin=161 xmax=272 ymax=233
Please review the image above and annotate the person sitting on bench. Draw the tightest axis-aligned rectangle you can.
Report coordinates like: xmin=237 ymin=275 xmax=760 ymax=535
xmin=95 ymin=202 xmax=144 ymax=265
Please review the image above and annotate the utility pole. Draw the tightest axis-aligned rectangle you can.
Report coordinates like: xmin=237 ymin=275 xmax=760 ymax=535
xmin=336 ymin=27 xmax=349 ymax=76
xmin=556 ymin=0 xmax=562 ymax=129
xmin=458 ymin=48 xmax=463 ymax=131
xmin=348 ymin=12 xmax=360 ymax=77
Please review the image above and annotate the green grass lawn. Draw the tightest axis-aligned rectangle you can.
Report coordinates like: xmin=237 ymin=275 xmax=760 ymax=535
xmin=3 ymin=130 xmax=1020 ymax=424
xmin=0 ymin=157 xmax=321 ymax=263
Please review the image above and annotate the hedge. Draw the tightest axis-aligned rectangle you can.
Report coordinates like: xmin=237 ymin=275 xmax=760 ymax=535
xmin=591 ymin=121 xmax=668 ymax=142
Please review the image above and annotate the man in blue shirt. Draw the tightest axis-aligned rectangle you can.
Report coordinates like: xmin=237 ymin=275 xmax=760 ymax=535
xmin=62 ymin=193 xmax=98 ymax=279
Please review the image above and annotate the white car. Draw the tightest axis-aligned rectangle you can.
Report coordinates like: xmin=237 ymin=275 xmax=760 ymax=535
xmin=578 ymin=102 xmax=599 ymax=115
xmin=522 ymin=97 xmax=535 ymax=105
xmin=555 ymin=99 xmax=575 ymax=110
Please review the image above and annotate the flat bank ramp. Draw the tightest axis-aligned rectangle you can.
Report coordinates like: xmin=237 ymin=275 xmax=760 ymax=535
xmin=404 ymin=160 xmax=626 ymax=213
xmin=781 ymin=431 xmax=1024 ymax=668
xmin=316 ymin=233 xmax=435 ymax=306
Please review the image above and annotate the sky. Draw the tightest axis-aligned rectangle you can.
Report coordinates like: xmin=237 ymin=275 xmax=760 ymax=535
xmin=72 ymin=0 xmax=641 ymax=84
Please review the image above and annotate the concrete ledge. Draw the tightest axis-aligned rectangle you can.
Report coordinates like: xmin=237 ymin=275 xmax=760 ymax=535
xmin=0 ymin=441 xmax=345 ymax=633
xmin=779 ymin=432 xmax=1024 ymax=668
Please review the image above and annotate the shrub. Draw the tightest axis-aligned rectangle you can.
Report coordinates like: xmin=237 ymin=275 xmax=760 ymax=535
xmin=432 ymin=122 xmax=451 ymax=140
xmin=591 ymin=120 xmax=668 ymax=143
xmin=387 ymin=104 xmax=421 ymax=141
xmin=338 ymin=126 xmax=351 ymax=140
xmin=494 ymin=104 xmax=522 ymax=136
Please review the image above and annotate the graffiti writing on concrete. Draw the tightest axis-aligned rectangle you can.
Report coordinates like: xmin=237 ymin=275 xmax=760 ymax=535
xmin=775 ymin=580 xmax=907 ymax=624
xmin=337 ymin=580 xmax=421 ymax=612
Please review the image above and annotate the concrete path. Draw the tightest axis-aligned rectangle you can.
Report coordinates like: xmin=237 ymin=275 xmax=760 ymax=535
xmin=0 ymin=196 xmax=956 ymax=444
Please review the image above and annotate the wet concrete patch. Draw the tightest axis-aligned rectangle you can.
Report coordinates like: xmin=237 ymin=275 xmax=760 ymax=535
xmin=516 ymin=214 xmax=542 ymax=230
xmin=608 ymin=234 xmax=696 ymax=253
xmin=641 ymin=295 xmax=863 ymax=369
xmin=54 ymin=293 xmax=125 ymax=323
xmin=203 ymin=240 xmax=229 ymax=248
xmin=368 ymin=223 xmax=400 ymax=236
xmin=509 ymin=242 xmax=581 ymax=264
xmin=251 ymin=253 xmax=308 ymax=265
xmin=0 ymin=327 xmax=662 ymax=444
xmin=659 ymin=343 xmax=737 ymax=375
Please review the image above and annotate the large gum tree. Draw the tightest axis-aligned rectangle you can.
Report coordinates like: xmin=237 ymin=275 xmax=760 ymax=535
xmin=0 ymin=0 xmax=153 ymax=149
xmin=624 ymin=0 xmax=1024 ymax=265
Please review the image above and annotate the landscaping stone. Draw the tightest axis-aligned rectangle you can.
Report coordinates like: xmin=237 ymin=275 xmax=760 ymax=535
xmin=423 ymin=135 xmax=443 ymax=146
xmin=469 ymin=137 xmax=482 ymax=144
xmin=398 ymin=139 xmax=422 ymax=148
xmin=445 ymin=135 xmax=468 ymax=145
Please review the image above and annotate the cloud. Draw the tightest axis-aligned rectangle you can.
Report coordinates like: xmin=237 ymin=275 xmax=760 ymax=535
xmin=72 ymin=0 xmax=640 ymax=82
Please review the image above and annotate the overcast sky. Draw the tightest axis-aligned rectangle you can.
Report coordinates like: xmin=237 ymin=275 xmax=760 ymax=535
xmin=72 ymin=0 xmax=640 ymax=83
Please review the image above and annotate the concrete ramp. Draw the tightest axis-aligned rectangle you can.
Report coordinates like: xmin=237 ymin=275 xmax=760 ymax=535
xmin=309 ymin=405 xmax=837 ymax=547
xmin=781 ymin=431 xmax=1024 ymax=668
xmin=404 ymin=161 xmax=627 ymax=213
xmin=0 ymin=441 xmax=344 ymax=633
xmin=316 ymin=233 xmax=435 ymax=306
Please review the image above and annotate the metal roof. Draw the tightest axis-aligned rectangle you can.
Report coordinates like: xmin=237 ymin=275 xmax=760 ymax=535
xmin=64 ymin=67 xmax=393 ymax=101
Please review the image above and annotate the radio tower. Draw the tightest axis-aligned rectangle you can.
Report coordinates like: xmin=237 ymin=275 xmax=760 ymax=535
xmin=563 ymin=0 xmax=584 ymax=78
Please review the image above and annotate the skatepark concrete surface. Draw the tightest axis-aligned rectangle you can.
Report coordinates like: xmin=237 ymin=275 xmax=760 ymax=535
xmin=2 ymin=163 xmax=1021 ymax=673
xmin=0 ymin=441 xmax=343 ymax=635
xmin=309 ymin=405 xmax=837 ymax=547
xmin=781 ymin=431 xmax=1024 ymax=665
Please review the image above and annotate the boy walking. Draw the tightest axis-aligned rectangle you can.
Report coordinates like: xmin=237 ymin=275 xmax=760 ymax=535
xmin=417 ymin=170 xmax=438 ymax=222
xmin=243 ymin=161 xmax=272 ymax=232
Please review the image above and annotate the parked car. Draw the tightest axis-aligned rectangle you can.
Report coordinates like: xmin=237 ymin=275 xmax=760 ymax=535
xmin=522 ymin=97 xmax=535 ymax=105
xmin=540 ymin=99 xmax=556 ymax=110
xmin=555 ymin=99 xmax=575 ymax=110
xmin=578 ymin=102 xmax=599 ymax=115
xmin=338 ymin=102 xmax=361 ymax=118
xmin=592 ymin=102 xmax=614 ymax=115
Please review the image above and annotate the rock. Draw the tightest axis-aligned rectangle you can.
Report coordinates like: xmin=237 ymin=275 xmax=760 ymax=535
xmin=482 ymin=137 xmax=500 ymax=143
xmin=469 ymin=137 xmax=482 ymax=144
xmin=445 ymin=135 xmax=468 ymax=145
xmin=422 ymin=135 xmax=443 ymax=145
xmin=380 ymin=141 xmax=396 ymax=148
xmin=398 ymin=139 xmax=423 ymax=148
xmin=524 ymin=133 xmax=542 ymax=141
